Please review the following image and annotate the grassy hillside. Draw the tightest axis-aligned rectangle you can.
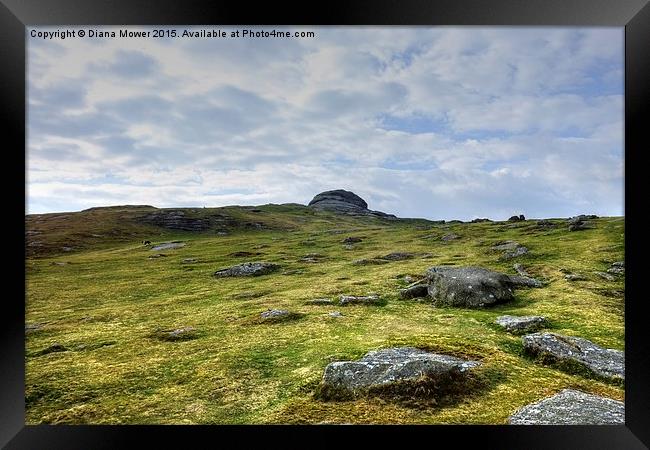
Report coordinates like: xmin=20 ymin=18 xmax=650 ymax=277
xmin=25 ymin=205 xmax=624 ymax=424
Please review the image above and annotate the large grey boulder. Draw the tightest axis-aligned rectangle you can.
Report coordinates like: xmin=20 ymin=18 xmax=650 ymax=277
xmin=426 ymin=266 xmax=517 ymax=307
xmin=319 ymin=347 xmax=480 ymax=400
xmin=509 ymin=389 xmax=624 ymax=424
xmin=522 ymin=332 xmax=624 ymax=381
xmin=496 ymin=315 xmax=547 ymax=334
xmin=308 ymin=189 xmax=397 ymax=219
xmin=213 ymin=262 xmax=280 ymax=277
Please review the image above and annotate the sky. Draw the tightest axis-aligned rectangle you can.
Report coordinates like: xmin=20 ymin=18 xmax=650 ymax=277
xmin=27 ymin=26 xmax=624 ymax=221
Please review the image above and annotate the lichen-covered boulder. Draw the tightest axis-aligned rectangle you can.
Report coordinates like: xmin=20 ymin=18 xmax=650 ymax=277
xmin=509 ymin=389 xmax=624 ymax=424
xmin=319 ymin=347 xmax=480 ymax=400
xmin=426 ymin=266 xmax=516 ymax=308
xmin=522 ymin=332 xmax=624 ymax=381
xmin=213 ymin=262 xmax=280 ymax=277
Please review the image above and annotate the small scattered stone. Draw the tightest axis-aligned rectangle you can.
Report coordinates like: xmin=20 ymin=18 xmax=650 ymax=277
xmin=495 ymin=315 xmax=548 ymax=334
xmin=565 ymin=273 xmax=587 ymax=281
xmin=522 ymin=332 xmax=624 ymax=381
xmin=34 ymin=343 xmax=68 ymax=356
xmin=153 ymin=327 xmax=197 ymax=341
xmin=380 ymin=252 xmax=415 ymax=261
xmin=352 ymin=258 xmax=389 ymax=266
xmin=25 ymin=323 xmax=44 ymax=334
xmin=182 ymin=258 xmax=198 ymax=264
xmin=536 ymin=219 xmax=556 ymax=228
xmin=513 ymin=263 xmax=529 ymax=277
xmin=595 ymin=271 xmax=616 ymax=281
xmin=509 ymin=389 xmax=624 ymax=425
xmin=328 ymin=311 xmax=343 ymax=318
xmin=441 ymin=233 xmax=460 ymax=241
xmin=148 ymin=254 xmax=167 ymax=259
xmin=339 ymin=294 xmax=382 ymax=306
xmin=342 ymin=237 xmax=363 ymax=244
xmin=213 ymin=262 xmax=280 ymax=277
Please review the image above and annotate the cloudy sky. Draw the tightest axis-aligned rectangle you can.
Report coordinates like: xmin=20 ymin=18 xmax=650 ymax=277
xmin=27 ymin=27 xmax=624 ymax=220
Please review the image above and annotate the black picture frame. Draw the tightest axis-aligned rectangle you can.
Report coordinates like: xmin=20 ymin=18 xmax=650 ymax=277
xmin=2 ymin=0 xmax=648 ymax=448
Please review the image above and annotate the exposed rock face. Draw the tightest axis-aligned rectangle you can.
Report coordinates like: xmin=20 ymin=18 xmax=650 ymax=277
xmin=522 ymin=332 xmax=624 ymax=381
xmin=138 ymin=210 xmax=212 ymax=231
xmin=536 ymin=219 xmax=556 ymax=229
xmin=319 ymin=347 xmax=480 ymax=400
xmin=213 ymin=262 xmax=280 ymax=277
xmin=495 ymin=315 xmax=548 ymax=334
xmin=508 ymin=215 xmax=525 ymax=221
xmin=308 ymin=190 xmax=397 ymax=219
xmin=471 ymin=218 xmax=491 ymax=223
xmin=339 ymin=294 xmax=382 ymax=306
xmin=426 ymin=266 xmax=517 ymax=308
xmin=509 ymin=389 xmax=624 ymax=425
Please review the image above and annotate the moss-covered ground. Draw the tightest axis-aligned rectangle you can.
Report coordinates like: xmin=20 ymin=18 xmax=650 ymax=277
xmin=25 ymin=205 xmax=624 ymax=424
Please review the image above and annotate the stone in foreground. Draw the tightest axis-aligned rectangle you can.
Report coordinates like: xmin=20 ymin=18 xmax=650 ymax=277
xmin=426 ymin=266 xmax=518 ymax=308
xmin=319 ymin=347 xmax=480 ymax=400
xmin=496 ymin=315 xmax=547 ymax=334
xmin=213 ymin=262 xmax=280 ymax=277
xmin=522 ymin=332 xmax=624 ymax=381
xmin=509 ymin=389 xmax=624 ymax=425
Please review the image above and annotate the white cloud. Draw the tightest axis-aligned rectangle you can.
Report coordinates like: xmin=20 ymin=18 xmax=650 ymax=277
xmin=26 ymin=26 xmax=624 ymax=220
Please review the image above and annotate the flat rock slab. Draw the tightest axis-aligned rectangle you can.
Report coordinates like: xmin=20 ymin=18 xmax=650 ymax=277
xmin=496 ymin=315 xmax=547 ymax=334
xmin=353 ymin=258 xmax=389 ymax=266
xmin=150 ymin=242 xmax=186 ymax=251
xmin=522 ymin=332 xmax=624 ymax=381
xmin=319 ymin=347 xmax=480 ymax=400
xmin=509 ymin=389 xmax=624 ymax=425
xmin=214 ymin=262 xmax=280 ymax=277
xmin=426 ymin=266 xmax=517 ymax=308
xmin=380 ymin=252 xmax=416 ymax=261
xmin=339 ymin=295 xmax=382 ymax=306
xmin=258 ymin=309 xmax=302 ymax=323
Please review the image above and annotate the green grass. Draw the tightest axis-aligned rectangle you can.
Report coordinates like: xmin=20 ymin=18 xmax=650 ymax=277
xmin=25 ymin=207 xmax=624 ymax=424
